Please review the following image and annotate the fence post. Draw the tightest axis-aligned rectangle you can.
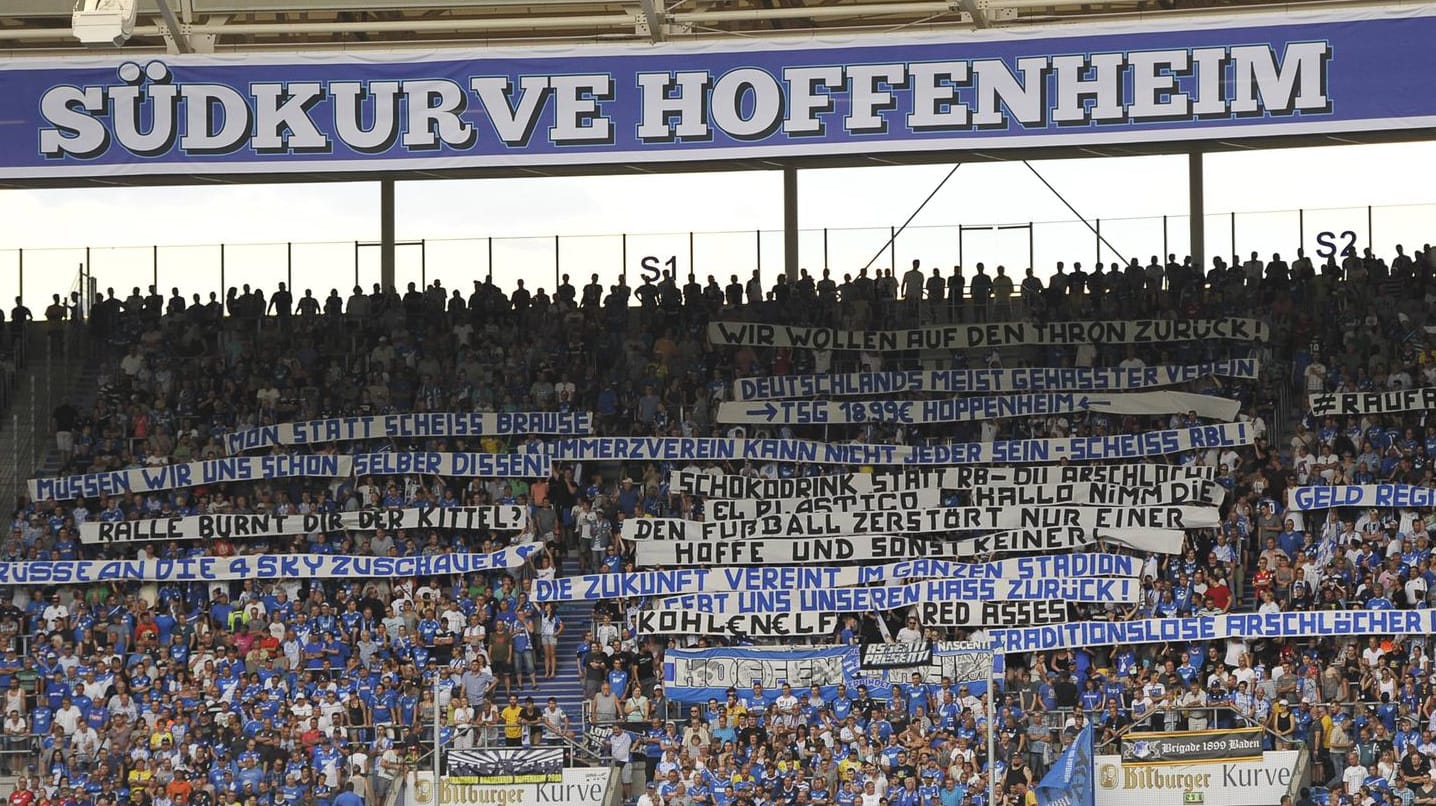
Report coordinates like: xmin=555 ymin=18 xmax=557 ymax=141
xmin=286 ymin=242 xmax=293 ymax=291
xmin=823 ymin=228 xmax=829 ymax=271
xmin=152 ymin=244 xmax=158 ymax=289
xmin=16 ymin=248 xmax=22 ymax=307
xmin=353 ymin=241 xmax=360 ymax=289
xmin=755 ymin=230 xmax=762 ymax=281
xmin=620 ymin=234 xmax=627 ymax=282
xmin=688 ymin=232 xmax=695 ymax=277
xmin=1230 ymin=212 xmax=1236 ymax=262
xmin=1298 ymin=209 xmax=1304 ymax=252
xmin=219 ymin=244 xmax=225 ymax=304
xmin=1368 ymin=205 xmax=1374 ymax=252
xmin=421 ymin=240 xmax=428 ymax=289
xmin=487 ymin=237 xmax=494 ymax=282
xmin=889 ymin=226 xmax=896 ymax=270
xmin=1095 ymin=219 xmax=1102 ymax=266
xmin=1162 ymin=215 xmax=1168 ymax=262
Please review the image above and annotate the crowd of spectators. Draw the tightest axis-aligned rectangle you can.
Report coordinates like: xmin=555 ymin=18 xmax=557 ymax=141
xmin=4 ymin=243 xmax=1436 ymax=806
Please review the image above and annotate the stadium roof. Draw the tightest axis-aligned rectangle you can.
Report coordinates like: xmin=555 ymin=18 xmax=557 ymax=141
xmin=0 ymin=0 xmax=1373 ymax=54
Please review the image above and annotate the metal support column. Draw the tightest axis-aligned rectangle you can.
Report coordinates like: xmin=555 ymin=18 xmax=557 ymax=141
xmin=1188 ymin=152 xmax=1205 ymax=272
xmin=380 ymin=179 xmax=396 ymax=291
xmin=783 ymin=166 xmax=799 ymax=281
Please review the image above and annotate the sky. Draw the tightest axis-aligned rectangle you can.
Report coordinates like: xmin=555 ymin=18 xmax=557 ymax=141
xmin=1 ymin=139 xmax=1433 ymax=310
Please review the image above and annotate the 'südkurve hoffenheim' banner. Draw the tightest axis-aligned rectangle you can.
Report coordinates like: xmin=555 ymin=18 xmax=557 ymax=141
xmin=0 ymin=544 xmax=537 ymax=584
xmin=987 ymin=609 xmax=1436 ymax=653
xmin=654 ymin=576 xmax=1141 ymax=612
xmin=536 ymin=422 xmax=1251 ymax=464
xmin=663 ymin=642 xmax=994 ymax=702
xmin=637 ymin=610 xmax=839 ymax=638
xmin=1288 ymin=484 xmax=1436 ymax=511
xmin=710 ymin=319 xmax=1268 ymax=351
xmin=12 ymin=7 xmax=1433 ymax=180
xmin=734 ymin=361 xmax=1259 ymax=400
xmin=78 ymin=505 xmax=528 ymax=544
xmin=1309 ymin=387 xmax=1436 ymax=416
xmin=533 ymin=552 xmax=1137 ymax=601
xmin=717 ymin=390 xmax=1239 ymax=426
xmin=31 ymin=451 xmax=551 ymax=500
xmin=624 ymin=505 xmax=1216 ymax=540
xmin=226 ymin=411 xmax=592 ymax=453
xmin=668 ymin=464 xmax=1214 ymax=498
xmin=633 ymin=528 xmax=1185 ymax=566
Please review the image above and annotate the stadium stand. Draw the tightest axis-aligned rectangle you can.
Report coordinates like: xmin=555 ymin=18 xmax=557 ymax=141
xmin=5 ymin=244 xmax=1436 ymax=806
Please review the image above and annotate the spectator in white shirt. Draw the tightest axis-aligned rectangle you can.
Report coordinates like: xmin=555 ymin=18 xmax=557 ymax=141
xmin=53 ymin=697 xmax=82 ymax=735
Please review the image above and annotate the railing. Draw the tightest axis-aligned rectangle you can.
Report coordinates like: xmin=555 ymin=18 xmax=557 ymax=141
xmin=0 ymin=202 xmax=1431 ymax=316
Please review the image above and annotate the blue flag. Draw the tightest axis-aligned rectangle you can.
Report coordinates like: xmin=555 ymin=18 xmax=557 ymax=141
xmin=1034 ymin=723 xmax=1094 ymax=806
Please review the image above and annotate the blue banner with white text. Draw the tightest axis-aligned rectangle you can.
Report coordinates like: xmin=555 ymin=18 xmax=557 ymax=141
xmin=3 ymin=8 xmax=1435 ymax=180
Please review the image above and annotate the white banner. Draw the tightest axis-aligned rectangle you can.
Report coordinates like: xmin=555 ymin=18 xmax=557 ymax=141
xmin=708 ymin=489 xmax=941 ymax=520
xmin=968 ymin=480 xmax=1223 ymax=507
xmin=636 ymin=610 xmax=838 ymax=637
xmin=872 ymin=464 xmax=1216 ymax=492
xmin=959 ymin=525 xmax=1185 ymax=556
xmin=31 ymin=452 xmax=551 ymax=501
xmin=1309 ymin=386 xmax=1436 ymax=416
xmin=633 ymin=528 xmax=1185 ymax=567
xmin=535 ymin=422 xmax=1252 ymax=465
xmin=78 ymin=505 xmax=529 ymax=544
xmin=31 ymin=455 xmax=354 ymax=501
xmin=226 ymin=411 xmax=592 ymax=453
xmin=1287 ymin=483 xmax=1436 ymax=511
xmin=0 ymin=545 xmax=538 ymax=584
xmin=1095 ymin=752 xmax=1299 ymax=806
xmin=717 ymin=390 xmax=1239 ymax=426
xmin=988 ymin=609 xmax=1436 ymax=653
xmin=709 ymin=319 xmax=1269 ymax=351
xmin=735 ymin=361 xmax=1261 ymax=400
xmin=667 ymin=470 xmax=874 ymax=499
xmin=624 ymin=505 xmax=1217 ymax=540
xmin=668 ymin=465 xmax=1215 ymax=499
xmin=654 ymin=576 xmax=1143 ymax=612
xmin=920 ymin=600 xmax=1070 ymax=627
xmin=532 ymin=552 xmax=1139 ymax=601
xmin=349 ymin=452 xmax=548 ymax=477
